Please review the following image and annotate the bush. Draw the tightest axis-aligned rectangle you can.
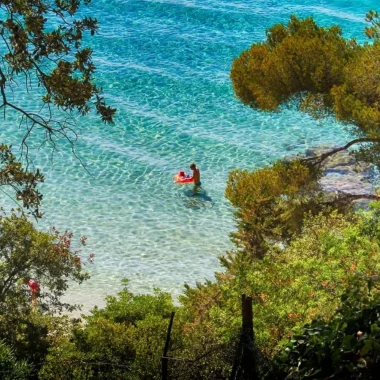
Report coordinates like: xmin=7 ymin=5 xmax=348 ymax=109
xmin=274 ymin=279 xmax=380 ymax=379
xmin=0 ymin=211 xmax=91 ymax=376
xmin=40 ymin=282 xmax=177 ymax=380
xmin=0 ymin=340 xmax=31 ymax=380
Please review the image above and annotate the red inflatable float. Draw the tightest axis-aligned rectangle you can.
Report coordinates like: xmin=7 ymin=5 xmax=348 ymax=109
xmin=174 ymin=170 xmax=194 ymax=184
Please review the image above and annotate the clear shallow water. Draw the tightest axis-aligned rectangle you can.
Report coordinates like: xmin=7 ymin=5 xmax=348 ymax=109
xmin=0 ymin=0 xmax=378 ymax=311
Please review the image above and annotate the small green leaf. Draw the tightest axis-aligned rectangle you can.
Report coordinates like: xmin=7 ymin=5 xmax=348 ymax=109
xmin=360 ymin=340 xmax=372 ymax=356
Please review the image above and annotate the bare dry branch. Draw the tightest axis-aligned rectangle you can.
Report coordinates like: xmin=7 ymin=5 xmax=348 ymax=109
xmin=301 ymin=137 xmax=380 ymax=166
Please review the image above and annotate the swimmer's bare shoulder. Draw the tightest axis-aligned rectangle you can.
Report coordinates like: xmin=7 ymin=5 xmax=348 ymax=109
xmin=189 ymin=162 xmax=201 ymax=185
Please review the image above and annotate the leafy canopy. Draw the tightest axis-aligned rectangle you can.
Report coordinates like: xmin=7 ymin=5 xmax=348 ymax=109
xmin=0 ymin=0 xmax=116 ymax=139
xmin=182 ymin=209 xmax=380 ymax=357
xmin=277 ymin=279 xmax=380 ymax=379
xmin=0 ymin=212 xmax=90 ymax=315
xmin=0 ymin=144 xmax=43 ymax=217
xmin=0 ymin=211 xmax=92 ymax=375
xmin=227 ymin=13 xmax=380 ymax=263
xmin=40 ymin=283 xmax=177 ymax=380
xmin=224 ymin=160 xmax=323 ymax=260
xmin=231 ymin=13 xmax=380 ymax=163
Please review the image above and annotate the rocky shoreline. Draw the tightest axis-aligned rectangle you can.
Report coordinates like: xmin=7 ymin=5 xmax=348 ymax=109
xmin=304 ymin=146 xmax=374 ymax=196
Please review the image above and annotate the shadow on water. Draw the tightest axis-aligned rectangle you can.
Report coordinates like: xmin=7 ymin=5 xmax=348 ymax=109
xmin=178 ymin=185 xmax=214 ymax=209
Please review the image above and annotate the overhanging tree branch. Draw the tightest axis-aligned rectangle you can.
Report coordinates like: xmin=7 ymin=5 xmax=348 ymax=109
xmin=0 ymin=0 xmax=115 ymax=149
xmin=0 ymin=0 xmax=117 ymax=217
xmin=300 ymin=137 xmax=380 ymax=166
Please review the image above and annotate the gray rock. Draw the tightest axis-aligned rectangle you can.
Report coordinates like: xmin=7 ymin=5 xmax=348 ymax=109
xmin=305 ymin=146 xmax=373 ymax=195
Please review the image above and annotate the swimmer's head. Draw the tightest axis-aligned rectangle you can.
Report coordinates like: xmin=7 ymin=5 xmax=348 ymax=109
xmin=190 ymin=163 xmax=196 ymax=170
xmin=179 ymin=170 xmax=185 ymax=177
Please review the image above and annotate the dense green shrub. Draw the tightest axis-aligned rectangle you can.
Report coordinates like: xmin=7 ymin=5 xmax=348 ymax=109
xmin=39 ymin=283 xmax=178 ymax=379
xmin=0 ymin=212 xmax=91 ymax=376
xmin=0 ymin=340 xmax=32 ymax=380
xmin=39 ymin=280 xmax=238 ymax=380
xmin=178 ymin=208 xmax=380 ymax=358
xmin=274 ymin=279 xmax=380 ymax=379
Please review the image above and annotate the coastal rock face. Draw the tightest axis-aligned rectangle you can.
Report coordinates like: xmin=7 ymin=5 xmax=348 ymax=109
xmin=304 ymin=146 xmax=373 ymax=195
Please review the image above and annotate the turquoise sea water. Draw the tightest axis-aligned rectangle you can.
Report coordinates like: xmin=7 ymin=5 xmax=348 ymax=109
xmin=1 ymin=0 xmax=379 ymax=311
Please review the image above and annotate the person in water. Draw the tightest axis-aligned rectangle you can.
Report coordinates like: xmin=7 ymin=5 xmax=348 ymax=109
xmin=189 ymin=163 xmax=201 ymax=185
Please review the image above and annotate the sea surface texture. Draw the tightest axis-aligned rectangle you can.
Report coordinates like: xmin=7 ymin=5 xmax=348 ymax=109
xmin=0 ymin=0 xmax=378 ymax=311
